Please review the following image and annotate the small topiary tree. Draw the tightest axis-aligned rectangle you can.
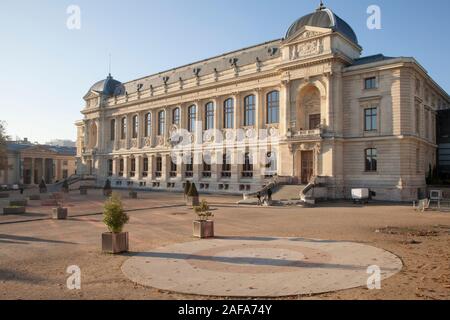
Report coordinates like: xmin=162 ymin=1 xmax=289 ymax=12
xmin=194 ymin=200 xmax=213 ymax=221
xmin=103 ymin=179 xmax=112 ymax=197
xmin=103 ymin=193 xmax=129 ymax=234
xmin=39 ymin=179 xmax=47 ymax=194
xmin=187 ymin=182 xmax=200 ymax=206
xmin=62 ymin=179 xmax=69 ymax=193
xmin=184 ymin=181 xmax=191 ymax=198
xmin=188 ymin=182 xmax=199 ymax=197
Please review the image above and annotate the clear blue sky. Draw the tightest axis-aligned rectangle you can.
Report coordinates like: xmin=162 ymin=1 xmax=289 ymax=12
xmin=0 ymin=0 xmax=449 ymax=143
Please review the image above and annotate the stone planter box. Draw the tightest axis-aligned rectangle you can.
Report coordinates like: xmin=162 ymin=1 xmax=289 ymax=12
xmin=9 ymin=200 xmax=27 ymax=207
xmin=129 ymin=191 xmax=137 ymax=199
xmin=193 ymin=220 xmax=214 ymax=239
xmin=29 ymin=194 xmax=41 ymax=201
xmin=0 ymin=193 xmax=9 ymax=199
xmin=52 ymin=207 xmax=68 ymax=220
xmin=102 ymin=232 xmax=129 ymax=254
xmin=3 ymin=206 xmax=26 ymax=215
xmin=41 ymin=199 xmax=58 ymax=207
xmin=80 ymin=188 xmax=88 ymax=195
xmin=186 ymin=196 xmax=200 ymax=207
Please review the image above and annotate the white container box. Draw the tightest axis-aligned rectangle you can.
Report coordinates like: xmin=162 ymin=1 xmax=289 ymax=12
xmin=351 ymin=188 xmax=369 ymax=200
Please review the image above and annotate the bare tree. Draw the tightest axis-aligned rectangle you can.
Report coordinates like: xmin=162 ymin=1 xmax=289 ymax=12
xmin=0 ymin=121 xmax=10 ymax=174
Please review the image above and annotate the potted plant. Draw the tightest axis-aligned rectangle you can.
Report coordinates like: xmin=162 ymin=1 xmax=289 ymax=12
xmin=128 ymin=187 xmax=137 ymax=199
xmin=193 ymin=200 xmax=214 ymax=238
xmin=187 ymin=182 xmax=200 ymax=207
xmin=61 ymin=179 xmax=69 ymax=193
xmin=183 ymin=181 xmax=191 ymax=200
xmin=79 ymin=185 xmax=88 ymax=195
xmin=52 ymin=198 xmax=68 ymax=220
xmin=103 ymin=179 xmax=112 ymax=197
xmin=39 ymin=179 xmax=47 ymax=194
xmin=3 ymin=206 xmax=26 ymax=215
xmin=29 ymin=194 xmax=41 ymax=200
xmin=102 ymin=193 xmax=129 ymax=254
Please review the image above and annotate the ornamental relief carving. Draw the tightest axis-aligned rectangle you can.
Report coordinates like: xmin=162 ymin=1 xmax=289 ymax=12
xmin=289 ymin=39 xmax=324 ymax=60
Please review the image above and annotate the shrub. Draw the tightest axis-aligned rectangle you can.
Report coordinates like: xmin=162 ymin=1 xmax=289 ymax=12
xmin=194 ymin=200 xmax=213 ymax=221
xmin=184 ymin=181 xmax=191 ymax=195
xmin=103 ymin=193 xmax=129 ymax=233
xmin=187 ymin=182 xmax=198 ymax=197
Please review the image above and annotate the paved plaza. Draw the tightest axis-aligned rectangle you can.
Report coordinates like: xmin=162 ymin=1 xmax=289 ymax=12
xmin=0 ymin=189 xmax=449 ymax=300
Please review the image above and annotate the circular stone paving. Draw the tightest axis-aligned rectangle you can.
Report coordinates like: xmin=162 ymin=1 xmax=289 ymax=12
xmin=121 ymin=237 xmax=403 ymax=297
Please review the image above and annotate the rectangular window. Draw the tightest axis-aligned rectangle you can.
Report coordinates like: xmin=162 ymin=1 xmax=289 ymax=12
xmin=244 ymin=95 xmax=255 ymax=126
xmin=62 ymin=170 xmax=68 ymax=179
xmin=155 ymin=157 xmax=162 ymax=177
xmin=364 ymin=77 xmax=377 ymax=90
xmin=158 ymin=111 xmax=165 ymax=136
xmin=425 ymin=110 xmax=430 ymax=140
xmin=110 ymin=119 xmax=116 ymax=141
xmin=309 ymin=114 xmax=321 ymax=130
xmin=223 ymin=99 xmax=234 ymax=129
xmin=108 ymin=160 xmax=113 ymax=177
xmin=145 ymin=113 xmax=151 ymax=137
xmin=221 ymin=153 xmax=231 ymax=177
xmin=130 ymin=158 xmax=136 ymax=177
xmin=365 ymin=148 xmax=378 ymax=172
xmin=132 ymin=116 xmax=138 ymax=139
xmin=267 ymin=91 xmax=279 ymax=124
xmin=242 ymin=152 xmax=253 ymax=178
xmin=143 ymin=157 xmax=149 ymax=176
xmin=170 ymin=160 xmax=177 ymax=177
xmin=364 ymin=107 xmax=378 ymax=131
xmin=415 ymin=104 xmax=420 ymax=134
xmin=205 ymin=103 xmax=214 ymax=130
xmin=188 ymin=106 xmax=196 ymax=133
xmin=172 ymin=108 xmax=180 ymax=126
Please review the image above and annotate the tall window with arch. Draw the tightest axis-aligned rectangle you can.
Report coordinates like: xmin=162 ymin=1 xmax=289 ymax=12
xmin=144 ymin=112 xmax=152 ymax=137
xmin=158 ymin=110 xmax=165 ymax=136
xmin=223 ymin=98 xmax=234 ymax=129
xmin=188 ymin=105 xmax=196 ymax=132
xmin=110 ymin=119 xmax=116 ymax=141
xmin=132 ymin=115 xmax=139 ymax=138
xmin=205 ymin=102 xmax=214 ymax=130
xmin=172 ymin=108 xmax=180 ymax=126
xmin=120 ymin=117 xmax=127 ymax=140
xmin=267 ymin=91 xmax=279 ymax=124
xmin=244 ymin=95 xmax=255 ymax=126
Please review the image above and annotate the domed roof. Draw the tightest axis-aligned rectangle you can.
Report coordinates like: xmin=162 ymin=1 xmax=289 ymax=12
xmin=285 ymin=4 xmax=358 ymax=45
xmin=88 ymin=74 xmax=124 ymax=97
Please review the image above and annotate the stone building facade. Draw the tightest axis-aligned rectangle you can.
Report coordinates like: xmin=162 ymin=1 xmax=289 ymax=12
xmin=76 ymin=5 xmax=449 ymax=201
xmin=0 ymin=141 xmax=77 ymax=187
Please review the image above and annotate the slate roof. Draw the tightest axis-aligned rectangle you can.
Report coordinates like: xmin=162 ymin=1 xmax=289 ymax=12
xmin=352 ymin=54 xmax=395 ymax=66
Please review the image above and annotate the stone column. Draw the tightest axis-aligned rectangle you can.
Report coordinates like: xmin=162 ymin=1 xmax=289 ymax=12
xmin=161 ymin=154 xmax=170 ymax=182
xmin=41 ymin=158 xmax=46 ymax=182
xmin=213 ymin=97 xmax=222 ymax=131
xmin=136 ymin=155 xmax=142 ymax=180
xmin=147 ymin=155 xmax=154 ymax=181
xmin=280 ymin=81 xmax=290 ymax=136
xmin=255 ymin=89 xmax=263 ymax=135
xmin=31 ymin=158 xmax=35 ymax=184
xmin=126 ymin=114 xmax=132 ymax=149
xmin=231 ymin=148 xmax=240 ymax=184
xmin=123 ymin=156 xmax=129 ymax=179
xmin=112 ymin=157 xmax=118 ymax=176
xmin=233 ymin=93 xmax=241 ymax=130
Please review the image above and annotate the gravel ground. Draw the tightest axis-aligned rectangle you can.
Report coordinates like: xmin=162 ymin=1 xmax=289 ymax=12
xmin=0 ymin=190 xmax=449 ymax=300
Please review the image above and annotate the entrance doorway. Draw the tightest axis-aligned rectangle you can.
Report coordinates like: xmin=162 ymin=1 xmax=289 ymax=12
xmin=301 ymin=151 xmax=314 ymax=184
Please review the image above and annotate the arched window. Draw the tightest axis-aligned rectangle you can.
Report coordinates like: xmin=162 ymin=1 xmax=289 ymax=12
xmin=132 ymin=115 xmax=139 ymax=138
xmin=244 ymin=95 xmax=255 ymax=126
xmin=158 ymin=110 xmax=165 ymax=136
xmin=120 ymin=117 xmax=127 ymax=140
xmin=365 ymin=148 xmax=378 ymax=172
xmin=110 ymin=119 xmax=116 ymax=141
xmin=205 ymin=102 xmax=214 ymax=130
xmin=223 ymin=98 xmax=234 ymax=129
xmin=144 ymin=112 xmax=152 ymax=137
xmin=267 ymin=91 xmax=279 ymax=124
xmin=172 ymin=108 xmax=180 ymax=125
xmin=188 ymin=105 xmax=196 ymax=132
